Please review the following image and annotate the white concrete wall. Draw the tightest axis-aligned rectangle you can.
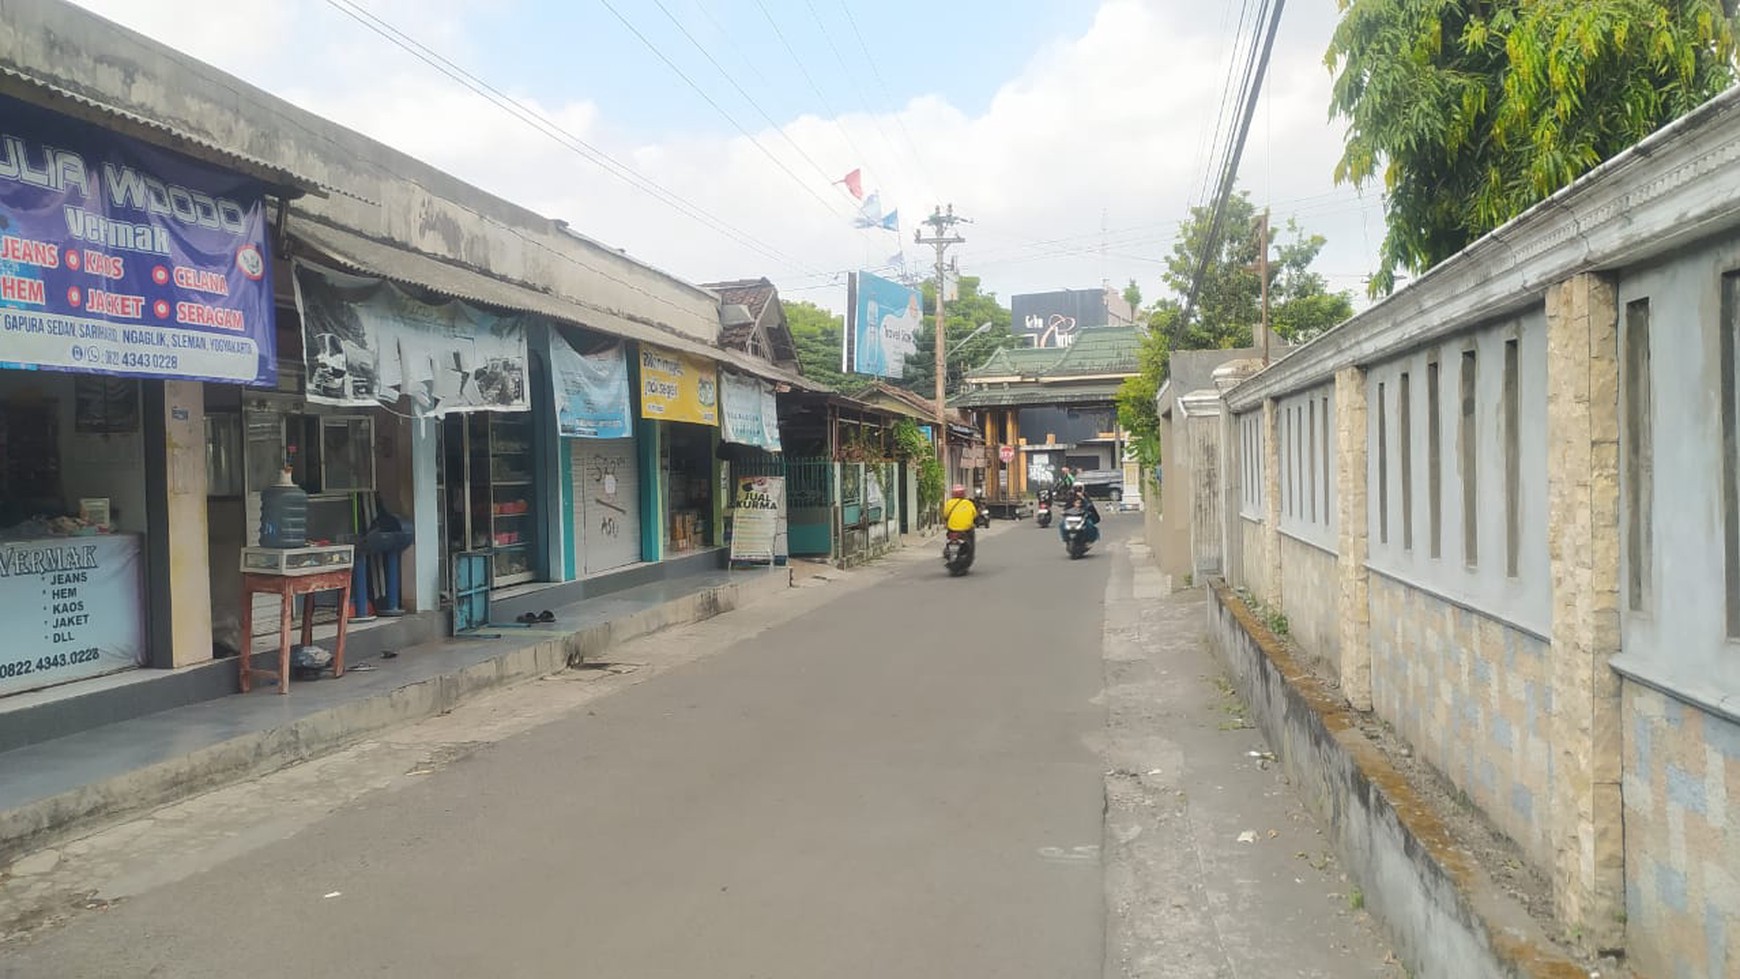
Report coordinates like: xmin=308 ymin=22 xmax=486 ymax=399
xmin=1363 ymin=310 xmax=1551 ymax=639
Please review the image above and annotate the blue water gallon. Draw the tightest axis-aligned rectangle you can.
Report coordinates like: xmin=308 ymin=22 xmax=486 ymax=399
xmin=259 ymin=468 xmax=309 ymax=548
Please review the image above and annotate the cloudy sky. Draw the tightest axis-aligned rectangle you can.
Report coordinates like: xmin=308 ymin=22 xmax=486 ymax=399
xmin=74 ymin=0 xmax=1387 ymax=313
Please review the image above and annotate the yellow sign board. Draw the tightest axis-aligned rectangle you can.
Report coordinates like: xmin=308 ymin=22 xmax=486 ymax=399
xmin=638 ymin=344 xmax=718 ymax=426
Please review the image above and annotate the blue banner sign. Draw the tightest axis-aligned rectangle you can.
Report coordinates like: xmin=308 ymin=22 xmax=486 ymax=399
xmin=0 ymin=94 xmax=275 ymax=385
xmin=552 ymin=335 xmax=632 ymax=438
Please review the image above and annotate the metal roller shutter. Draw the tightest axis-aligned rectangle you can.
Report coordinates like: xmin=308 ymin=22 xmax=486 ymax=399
xmin=572 ymin=437 xmax=642 ymax=574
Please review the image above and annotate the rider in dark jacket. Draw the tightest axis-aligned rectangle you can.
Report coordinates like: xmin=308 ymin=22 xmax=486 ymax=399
xmin=1060 ymin=486 xmax=1101 ymax=545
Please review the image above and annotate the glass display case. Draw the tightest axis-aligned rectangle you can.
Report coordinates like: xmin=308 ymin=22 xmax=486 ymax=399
xmin=439 ymin=412 xmax=538 ymax=591
xmin=488 ymin=413 xmax=534 ymax=585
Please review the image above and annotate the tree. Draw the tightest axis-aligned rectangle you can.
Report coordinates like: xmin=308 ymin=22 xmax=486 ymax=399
xmin=784 ymin=299 xmax=858 ymax=392
xmin=1115 ymin=190 xmax=1354 ymax=463
xmin=1328 ymin=0 xmax=1736 ymax=294
xmin=1122 ymin=278 xmax=1144 ymax=315
xmin=900 ymin=275 xmax=1017 ymax=400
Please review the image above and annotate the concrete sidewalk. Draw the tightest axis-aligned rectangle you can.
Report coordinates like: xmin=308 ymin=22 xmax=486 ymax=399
xmin=0 ymin=564 xmax=790 ymax=864
xmin=1100 ymin=541 xmax=1401 ymax=978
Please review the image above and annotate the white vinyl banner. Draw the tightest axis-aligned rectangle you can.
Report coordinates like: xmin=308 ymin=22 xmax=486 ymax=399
xmin=0 ymin=534 xmax=145 ymax=696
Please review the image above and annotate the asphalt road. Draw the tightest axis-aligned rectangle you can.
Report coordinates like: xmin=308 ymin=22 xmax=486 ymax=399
xmin=4 ymin=518 xmax=1118 ymax=978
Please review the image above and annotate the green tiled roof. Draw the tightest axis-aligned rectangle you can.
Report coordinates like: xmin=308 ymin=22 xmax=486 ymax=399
xmin=950 ymin=380 xmax=1127 ymax=409
xmin=953 ymin=328 xmax=1141 ymax=409
xmin=963 ymin=328 xmax=1142 ymax=380
xmin=966 ymin=345 xmax=1064 ymax=378
xmin=1047 ymin=328 xmax=1142 ymax=376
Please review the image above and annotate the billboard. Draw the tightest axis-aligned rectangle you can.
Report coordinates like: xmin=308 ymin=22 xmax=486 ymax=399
xmin=0 ymin=93 xmax=276 ymax=385
xmin=1011 ymin=289 xmax=1110 ymax=348
xmin=843 ymin=270 xmax=920 ymax=379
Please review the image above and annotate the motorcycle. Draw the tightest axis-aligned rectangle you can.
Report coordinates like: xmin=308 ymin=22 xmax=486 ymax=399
xmin=1035 ymin=489 xmax=1053 ymax=529
xmin=972 ymin=492 xmax=991 ymax=529
xmin=943 ymin=529 xmax=975 ymax=576
xmin=1060 ymin=506 xmax=1094 ymax=559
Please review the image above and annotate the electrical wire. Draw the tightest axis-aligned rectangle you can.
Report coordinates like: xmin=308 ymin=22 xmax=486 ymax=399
xmin=595 ymin=0 xmax=862 ymax=226
xmin=798 ymin=0 xmax=920 ymax=198
xmin=836 ymin=0 xmax=938 ymax=196
xmin=646 ymin=0 xmax=849 ymax=201
xmin=1176 ymin=0 xmax=1289 ymax=337
xmin=751 ymin=0 xmax=879 ymax=192
xmin=320 ymin=0 xmax=817 ymax=275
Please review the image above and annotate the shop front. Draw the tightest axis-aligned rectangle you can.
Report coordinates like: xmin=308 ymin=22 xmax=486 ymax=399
xmin=0 ymin=90 xmax=288 ymax=697
xmin=0 ymin=372 xmax=149 ymax=695
xmin=287 ymin=260 xmax=544 ymax=602
xmin=550 ymin=326 xmax=642 ymax=577
xmin=718 ymin=369 xmax=786 ymax=563
xmin=638 ymin=344 xmax=721 ymax=561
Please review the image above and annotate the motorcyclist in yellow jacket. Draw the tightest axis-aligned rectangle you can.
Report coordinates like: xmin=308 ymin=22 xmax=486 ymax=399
xmin=942 ymin=485 xmax=979 ymax=562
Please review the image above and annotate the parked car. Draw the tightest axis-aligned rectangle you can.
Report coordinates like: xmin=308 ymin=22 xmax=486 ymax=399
xmin=1075 ymin=469 xmax=1124 ymax=503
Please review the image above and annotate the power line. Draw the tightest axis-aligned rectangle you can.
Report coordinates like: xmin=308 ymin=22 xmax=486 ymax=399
xmin=1195 ymin=0 xmax=1264 ymax=210
xmin=835 ymin=0 xmax=938 ymax=196
xmin=1176 ymin=0 xmax=1289 ymax=337
xmin=319 ymin=0 xmax=815 ymax=274
xmin=644 ymin=0 xmax=891 ymax=232
xmin=596 ymin=0 xmax=860 ymax=225
xmin=798 ymin=0 xmax=920 ymax=197
xmin=751 ymin=0 xmax=879 ymax=191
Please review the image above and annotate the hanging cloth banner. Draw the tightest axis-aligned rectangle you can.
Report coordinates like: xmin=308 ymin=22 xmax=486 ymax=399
xmin=291 ymin=260 xmax=528 ymax=417
xmin=638 ymin=343 xmax=717 ymax=425
xmin=551 ymin=335 xmax=631 ymax=438
xmin=0 ymin=93 xmax=276 ymax=385
xmin=760 ymin=384 xmax=782 ymax=451
xmin=720 ymin=370 xmax=781 ymax=451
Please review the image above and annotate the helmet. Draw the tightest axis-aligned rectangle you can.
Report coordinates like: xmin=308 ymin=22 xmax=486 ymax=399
xmin=950 ymin=484 xmax=967 ymax=499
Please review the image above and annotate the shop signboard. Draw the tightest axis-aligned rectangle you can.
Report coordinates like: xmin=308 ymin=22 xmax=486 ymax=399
xmin=0 ymin=534 xmax=145 ymax=697
xmin=551 ymin=335 xmax=631 ymax=438
xmin=720 ymin=370 xmax=782 ymax=451
xmin=0 ymin=94 xmax=276 ymax=385
xmin=638 ymin=344 xmax=717 ymax=426
xmin=729 ymin=475 xmax=784 ymax=565
xmin=291 ymin=261 xmax=529 ymax=416
xmin=843 ymin=270 xmax=920 ymax=379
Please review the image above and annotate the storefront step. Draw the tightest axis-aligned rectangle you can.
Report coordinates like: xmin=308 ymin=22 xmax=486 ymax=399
xmin=0 ymin=613 xmax=447 ymax=757
xmin=0 ymin=566 xmax=789 ymax=867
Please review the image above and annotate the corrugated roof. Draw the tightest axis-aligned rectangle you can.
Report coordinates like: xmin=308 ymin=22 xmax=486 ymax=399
xmin=287 ymin=216 xmax=824 ymax=392
xmin=0 ymin=65 xmax=326 ymax=197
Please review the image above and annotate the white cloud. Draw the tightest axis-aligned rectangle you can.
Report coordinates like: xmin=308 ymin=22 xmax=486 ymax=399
xmin=72 ymin=0 xmax=1385 ymax=311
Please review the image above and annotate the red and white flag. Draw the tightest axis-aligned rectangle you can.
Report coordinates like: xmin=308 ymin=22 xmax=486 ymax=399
xmin=836 ymin=168 xmax=863 ymax=200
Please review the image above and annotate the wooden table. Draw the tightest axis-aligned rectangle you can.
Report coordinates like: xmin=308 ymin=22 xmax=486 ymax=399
xmin=238 ymin=567 xmax=353 ymax=694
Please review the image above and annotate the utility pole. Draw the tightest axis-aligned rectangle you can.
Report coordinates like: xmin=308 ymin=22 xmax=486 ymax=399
xmin=1257 ymin=209 xmax=1271 ymax=365
xmin=915 ymin=205 xmax=967 ymax=463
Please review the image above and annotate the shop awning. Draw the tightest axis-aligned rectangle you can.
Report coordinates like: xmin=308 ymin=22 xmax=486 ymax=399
xmin=287 ymin=215 xmax=826 ymax=393
xmin=0 ymin=65 xmax=326 ymax=198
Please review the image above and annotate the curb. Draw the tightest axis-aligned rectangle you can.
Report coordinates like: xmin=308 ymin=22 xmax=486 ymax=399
xmin=0 ymin=571 xmax=787 ymax=865
xmin=1204 ymin=578 xmax=1587 ymax=979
